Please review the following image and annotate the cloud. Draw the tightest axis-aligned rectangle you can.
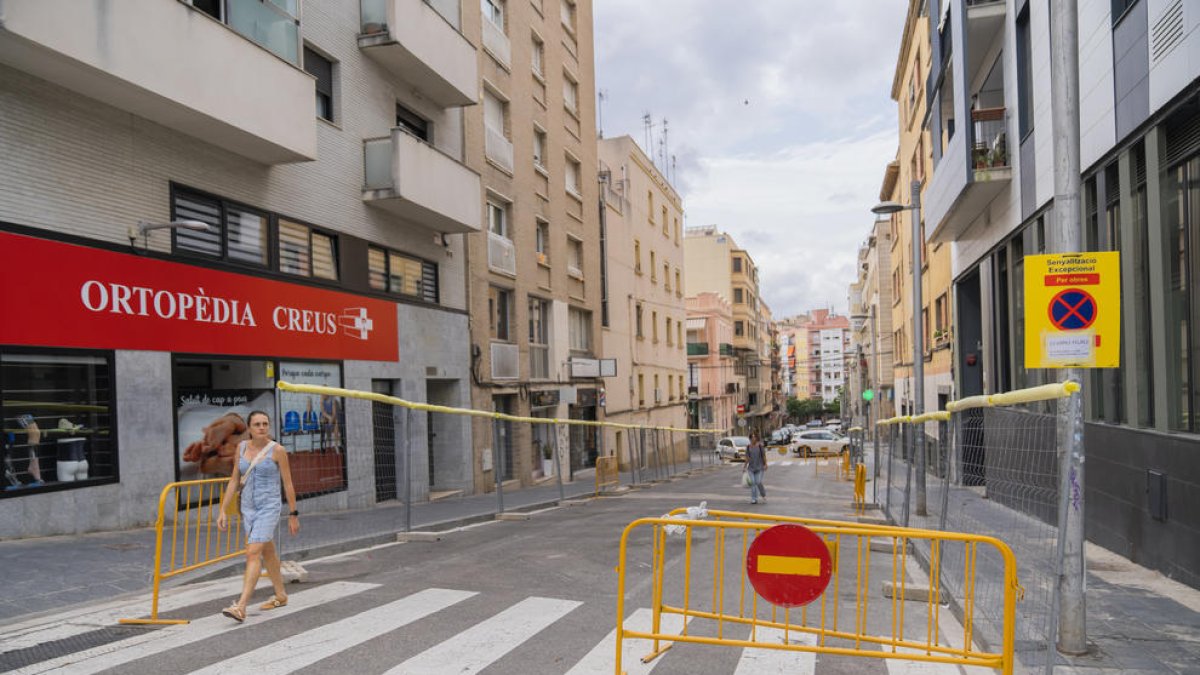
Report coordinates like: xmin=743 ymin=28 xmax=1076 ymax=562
xmin=595 ymin=0 xmax=908 ymax=316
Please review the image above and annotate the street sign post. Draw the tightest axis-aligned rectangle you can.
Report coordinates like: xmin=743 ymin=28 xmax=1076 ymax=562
xmin=745 ymin=524 xmax=832 ymax=608
xmin=1024 ymin=252 xmax=1120 ymax=368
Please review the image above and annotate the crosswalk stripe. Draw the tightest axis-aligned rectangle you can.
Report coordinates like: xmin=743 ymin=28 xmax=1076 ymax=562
xmin=384 ymin=596 xmax=582 ymax=674
xmin=2 ymin=578 xmax=248 ymax=652
xmin=564 ymin=608 xmax=687 ymax=675
xmin=734 ymin=626 xmax=817 ymax=674
xmin=189 ymin=587 xmax=476 ymax=675
xmin=11 ymin=581 xmax=377 ymax=675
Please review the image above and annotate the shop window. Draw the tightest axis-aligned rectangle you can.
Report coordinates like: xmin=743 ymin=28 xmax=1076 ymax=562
xmin=2 ymin=352 xmax=116 ymax=496
xmin=173 ymin=189 xmax=268 ymax=266
xmin=368 ymin=246 xmax=439 ymax=304
xmin=279 ymin=219 xmax=339 ymax=281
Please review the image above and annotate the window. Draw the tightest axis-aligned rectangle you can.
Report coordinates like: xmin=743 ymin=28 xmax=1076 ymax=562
xmin=733 ymin=288 xmax=744 ymax=304
xmin=279 ymin=219 xmax=338 ymax=281
xmin=677 ymin=322 xmax=683 ymax=348
xmin=173 ymin=189 xmax=268 ymax=266
xmin=1016 ymin=6 xmax=1034 ymax=139
xmin=1 ymin=351 xmax=116 ymax=496
xmin=1164 ymin=153 xmax=1199 ymax=432
xmin=533 ymin=128 xmax=547 ymax=170
xmin=368 ymin=247 xmax=438 ymax=304
xmin=635 ymin=302 xmax=644 ymax=338
xmin=396 ymin=103 xmax=430 ymax=142
xmin=568 ymin=307 xmax=592 ymax=352
xmin=303 ymin=46 xmax=334 ymax=122
xmin=735 ymin=321 xmax=745 ymax=337
xmin=563 ymin=73 xmax=579 ymax=114
xmin=732 ymin=257 xmax=742 ymax=273
xmin=648 ymin=191 xmax=654 ymax=224
xmin=675 ymin=269 xmax=681 ymax=294
xmin=652 ymin=311 xmax=659 ymax=342
xmin=560 ymin=0 xmax=576 ymax=32
xmin=663 ymin=263 xmax=671 ymax=291
xmin=528 ymin=296 xmax=550 ymax=379
xmin=489 ymin=286 xmax=513 ymax=341
xmin=638 ymin=373 xmax=645 ymax=406
xmin=482 ymin=0 xmax=505 ymax=30
xmin=535 ymin=218 xmax=549 ymax=261
xmin=668 ymin=374 xmax=674 ymax=400
xmin=634 ymin=240 xmax=642 ymax=274
xmin=565 ymin=156 xmax=582 ymax=197
xmin=487 ymin=200 xmax=509 ymax=238
xmin=1112 ymin=0 xmax=1138 ymax=25
xmin=674 ymin=217 xmax=680 ymax=244
xmin=567 ymin=237 xmax=583 ymax=278
xmin=531 ymin=35 xmax=544 ymax=77
xmin=662 ymin=206 xmax=668 ymax=236
xmin=650 ymin=251 xmax=657 ymax=282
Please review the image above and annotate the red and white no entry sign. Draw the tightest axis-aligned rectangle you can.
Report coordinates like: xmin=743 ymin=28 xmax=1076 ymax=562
xmin=745 ymin=524 xmax=833 ymax=607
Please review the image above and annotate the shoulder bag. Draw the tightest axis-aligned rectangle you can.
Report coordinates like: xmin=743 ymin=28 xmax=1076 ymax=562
xmin=222 ymin=441 xmax=275 ymax=517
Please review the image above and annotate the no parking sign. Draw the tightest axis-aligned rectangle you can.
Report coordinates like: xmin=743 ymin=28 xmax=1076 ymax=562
xmin=1024 ymin=252 xmax=1120 ymax=368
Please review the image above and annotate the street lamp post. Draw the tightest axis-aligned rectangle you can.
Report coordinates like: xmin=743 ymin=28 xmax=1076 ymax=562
xmin=872 ymin=179 xmax=926 ymax=517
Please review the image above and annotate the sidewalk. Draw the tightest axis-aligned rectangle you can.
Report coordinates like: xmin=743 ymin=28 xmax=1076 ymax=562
xmin=0 ymin=451 xmax=716 ymax=626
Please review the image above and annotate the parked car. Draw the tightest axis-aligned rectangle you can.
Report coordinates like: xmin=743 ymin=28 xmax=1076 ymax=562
xmin=792 ymin=430 xmax=850 ymax=458
xmin=767 ymin=429 xmax=794 ymax=452
xmin=716 ymin=436 xmax=751 ymax=462
xmin=805 ymin=420 xmax=823 ymax=429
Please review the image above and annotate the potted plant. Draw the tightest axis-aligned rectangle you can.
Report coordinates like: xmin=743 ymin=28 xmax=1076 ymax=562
xmin=973 ymin=145 xmax=989 ymax=169
xmin=540 ymin=441 xmax=554 ymax=476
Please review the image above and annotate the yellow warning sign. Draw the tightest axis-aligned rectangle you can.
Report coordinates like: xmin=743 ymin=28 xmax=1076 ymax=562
xmin=1024 ymin=252 xmax=1120 ymax=368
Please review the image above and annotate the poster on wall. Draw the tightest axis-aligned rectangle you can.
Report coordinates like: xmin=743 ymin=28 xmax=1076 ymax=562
xmin=277 ymin=362 xmax=346 ymax=497
xmin=177 ymin=389 xmax=276 ymax=483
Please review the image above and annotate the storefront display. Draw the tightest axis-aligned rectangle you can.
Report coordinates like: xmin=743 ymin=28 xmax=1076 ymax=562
xmin=1 ymin=352 xmax=115 ymax=496
xmin=277 ymin=362 xmax=346 ymax=496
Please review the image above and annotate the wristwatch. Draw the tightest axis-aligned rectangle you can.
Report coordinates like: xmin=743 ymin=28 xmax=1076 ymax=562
xmin=289 ymin=510 xmax=299 ymax=517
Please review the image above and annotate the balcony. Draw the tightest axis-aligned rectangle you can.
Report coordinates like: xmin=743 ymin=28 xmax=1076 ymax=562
xmin=488 ymin=231 xmax=517 ymax=276
xmin=485 ymin=125 xmax=514 ymax=173
xmin=687 ymin=342 xmax=710 ymax=357
xmin=925 ymin=106 xmax=1013 ymax=244
xmin=0 ymin=0 xmax=316 ymax=164
xmin=359 ymin=0 xmax=477 ymax=108
xmin=363 ymin=129 xmax=482 ymax=233
xmin=481 ymin=17 xmax=511 ymax=68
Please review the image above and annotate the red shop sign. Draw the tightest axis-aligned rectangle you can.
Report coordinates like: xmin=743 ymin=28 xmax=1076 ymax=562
xmin=0 ymin=231 xmax=398 ymax=361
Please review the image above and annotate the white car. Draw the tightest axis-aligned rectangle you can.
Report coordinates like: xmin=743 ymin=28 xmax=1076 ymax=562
xmin=791 ymin=430 xmax=850 ymax=458
xmin=715 ymin=436 xmax=751 ymax=462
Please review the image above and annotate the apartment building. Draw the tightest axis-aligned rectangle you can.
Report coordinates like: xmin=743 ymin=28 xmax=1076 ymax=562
xmin=597 ymin=135 xmax=687 ymax=468
xmin=0 ymin=0 xmax=480 ymax=536
xmin=685 ymin=293 xmax=740 ymax=436
xmin=683 ymin=227 xmax=771 ymax=432
xmin=465 ymin=0 xmax=603 ymax=489
xmin=887 ymin=0 xmax=955 ymax=422
xmin=923 ymin=0 xmax=1200 ymax=587
xmin=847 ymin=213 xmax=897 ymax=428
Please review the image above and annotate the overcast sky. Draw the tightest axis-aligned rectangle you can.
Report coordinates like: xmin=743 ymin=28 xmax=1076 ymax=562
xmin=594 ymin=0 xmax=910 ymax=319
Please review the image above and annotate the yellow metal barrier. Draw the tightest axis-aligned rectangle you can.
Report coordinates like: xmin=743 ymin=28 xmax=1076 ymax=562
xmin=615 ymin=509 xmax=1019 ymax=673
xmin=595 ymin=456 xmax=620 ymax=494
xmin=120 ymin=478 xmax=245 ymax=625
xmin=853 ymin=464 xmax=867 ymax=514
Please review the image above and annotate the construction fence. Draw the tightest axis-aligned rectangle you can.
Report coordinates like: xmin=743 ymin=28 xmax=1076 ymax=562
xmin=872 ymin=381 xmax=1081 ymax=674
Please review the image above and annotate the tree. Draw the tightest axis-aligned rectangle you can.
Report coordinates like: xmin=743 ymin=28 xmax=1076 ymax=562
xmin=787 ymin=397 xmax=824 ymax=422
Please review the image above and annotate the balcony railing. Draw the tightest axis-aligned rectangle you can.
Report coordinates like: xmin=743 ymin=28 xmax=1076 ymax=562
xmin=490 ymin=342 xmax=518 ymax=379
xmin=485 ymin=125 xmax=514 ymax=173
xmin=687 ymin=342 xmax=709 ymax=356
xmin=488 ymin=231 xmax=517 ymax=276
xmin=481 ymin=17 xmax=511 ymax=67
xmin=971 ymin=107 xmax=1008 ymax=170
xmin=529 ymin=344 xmax=550 ymax=379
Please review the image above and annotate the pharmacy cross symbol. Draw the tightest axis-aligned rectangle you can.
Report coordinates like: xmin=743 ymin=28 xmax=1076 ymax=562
xmin=1049 ymin=289 xmax=1097 ymax=330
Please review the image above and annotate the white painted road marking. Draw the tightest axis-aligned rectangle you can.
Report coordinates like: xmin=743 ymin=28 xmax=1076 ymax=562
xmin=564 ymin=608 xmax=687 ymax=675
xmin=734 ymin=626 xmax=817 ymax=674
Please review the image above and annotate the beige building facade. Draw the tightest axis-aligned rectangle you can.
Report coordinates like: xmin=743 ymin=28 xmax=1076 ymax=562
xmin=597 ymin=135 xmax=687 ymax=468
xmin=847 ymin=212 xmax=897 ymax=428
xmin=685 ymin=293 xmax=740 ymax=436
xmin=464 ymin=0 xmax=604 ymax=490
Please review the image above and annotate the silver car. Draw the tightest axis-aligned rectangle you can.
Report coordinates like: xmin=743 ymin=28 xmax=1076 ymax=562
xmin=716 ymin=436 xmax=751 ymax=462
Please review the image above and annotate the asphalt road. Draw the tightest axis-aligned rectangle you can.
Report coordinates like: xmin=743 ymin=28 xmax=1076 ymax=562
xmin=2 ymin=454 xmax=978 ymax=674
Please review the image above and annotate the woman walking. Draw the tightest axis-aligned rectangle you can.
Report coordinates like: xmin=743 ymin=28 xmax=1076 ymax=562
xmin=746 ymin=432 xmax=767 ymax=505
xmin=216 ymin=410 xmax=300 ymax=622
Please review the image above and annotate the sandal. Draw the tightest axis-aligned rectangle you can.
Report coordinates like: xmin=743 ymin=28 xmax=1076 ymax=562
xmin=259 ymin=595 xmax=288 ymax=611
xmin=221 ymin=604 xmax=246 ymax=622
